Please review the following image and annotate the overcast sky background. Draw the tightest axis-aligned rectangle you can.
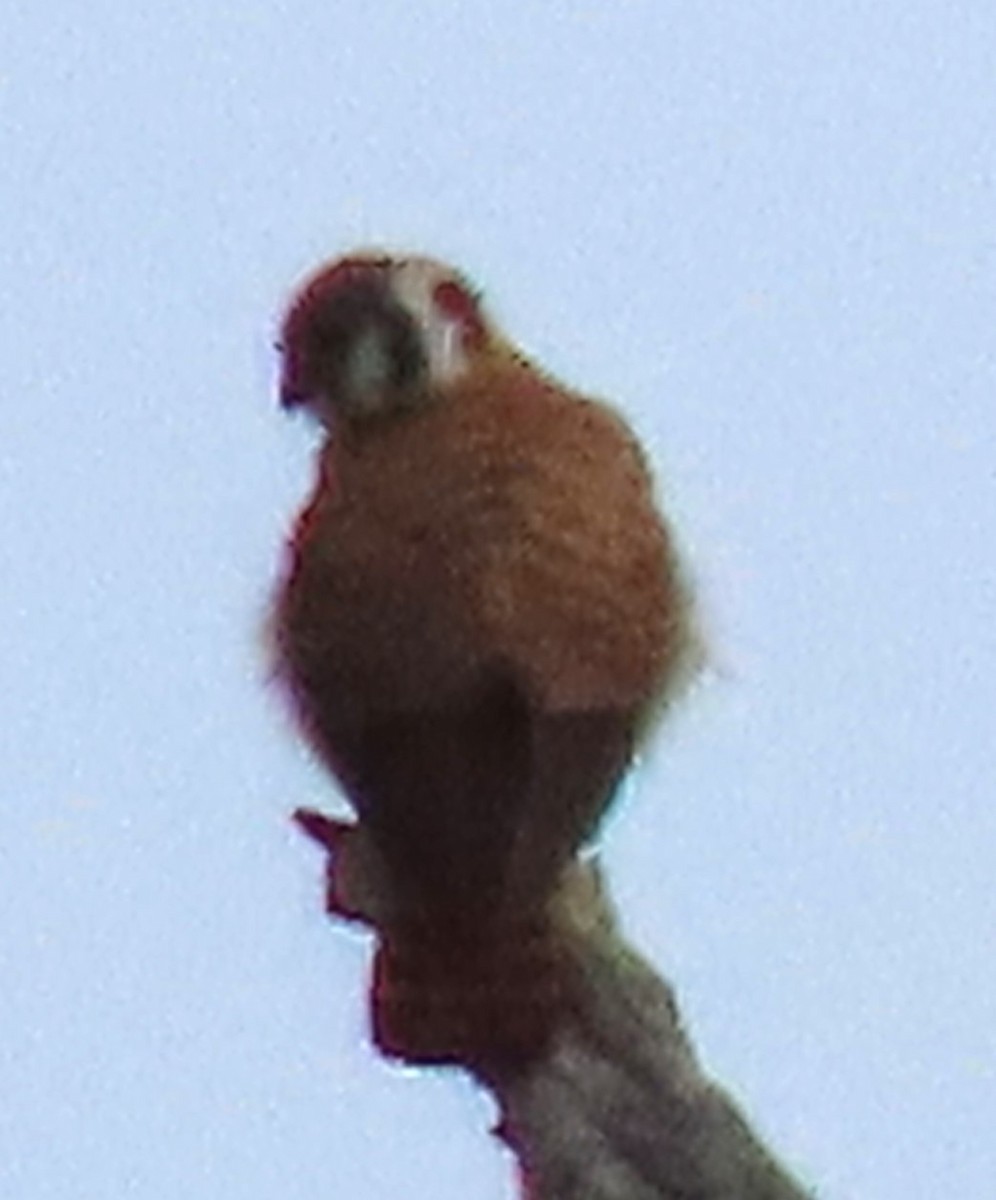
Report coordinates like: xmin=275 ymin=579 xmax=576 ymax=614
xmin=3 ymin=3 xmax=995 ymax=1198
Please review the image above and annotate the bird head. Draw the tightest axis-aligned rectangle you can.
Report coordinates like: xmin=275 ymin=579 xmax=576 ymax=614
xmin=277 ymin=251 xmax=490 ymax=427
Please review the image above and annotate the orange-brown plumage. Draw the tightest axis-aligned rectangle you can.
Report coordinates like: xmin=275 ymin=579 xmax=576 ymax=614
xmin=273 ymin=252 xmax=697 ymax=1065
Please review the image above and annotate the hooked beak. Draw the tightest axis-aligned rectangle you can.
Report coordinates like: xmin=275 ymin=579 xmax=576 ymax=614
xmin=279 ymin=382 xmax=308 ymax=411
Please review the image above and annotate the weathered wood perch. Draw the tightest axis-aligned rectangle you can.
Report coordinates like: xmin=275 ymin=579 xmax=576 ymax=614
xmin=295 ymin=811 xmax=815 ymax=1200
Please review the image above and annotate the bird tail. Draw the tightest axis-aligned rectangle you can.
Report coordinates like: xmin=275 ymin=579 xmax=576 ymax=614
xmin=371 ymin=914 xmax=574 ymax=1070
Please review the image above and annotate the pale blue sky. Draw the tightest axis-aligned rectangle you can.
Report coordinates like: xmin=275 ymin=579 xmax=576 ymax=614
xmin=3 ymin=3 xmax=994 ymax=1197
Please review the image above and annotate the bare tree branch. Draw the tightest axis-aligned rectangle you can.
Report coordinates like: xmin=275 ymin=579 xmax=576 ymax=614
xmin=479 ymin=863 xmax=814 ymax=1200
xmin=296 ymin=817 xmax=815 ymax=1200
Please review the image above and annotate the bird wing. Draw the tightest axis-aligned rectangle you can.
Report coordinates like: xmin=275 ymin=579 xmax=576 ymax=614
xmin=450 ymin=362 xmax=693 ymax=714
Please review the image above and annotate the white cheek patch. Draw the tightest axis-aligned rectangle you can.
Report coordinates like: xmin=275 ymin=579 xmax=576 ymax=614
xmin=347 ymin=328 xmax=392 ymax=396
xmin=429 ymin=315 xmax=467 ymax=384
xmin=341 ymin=328 xmax=397 ymax=416
xmin=391 ymin=260 xmax=470 ymax=386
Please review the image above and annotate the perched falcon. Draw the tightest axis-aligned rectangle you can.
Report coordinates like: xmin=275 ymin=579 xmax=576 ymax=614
xmin=273 ymin=251 xmax=698 ymax=1065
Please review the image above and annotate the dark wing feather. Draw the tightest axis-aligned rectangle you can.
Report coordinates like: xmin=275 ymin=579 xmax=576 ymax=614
xmin=308 ymin=672 xmax=635 ymax=926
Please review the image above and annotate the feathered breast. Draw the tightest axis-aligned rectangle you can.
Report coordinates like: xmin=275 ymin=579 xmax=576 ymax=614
xmin=273 ymin=357 xmax=693 ymax=725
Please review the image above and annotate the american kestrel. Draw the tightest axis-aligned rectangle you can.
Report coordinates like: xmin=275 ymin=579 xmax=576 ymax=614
xmin=273 ymin=251 xmax=698 ymax=1065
